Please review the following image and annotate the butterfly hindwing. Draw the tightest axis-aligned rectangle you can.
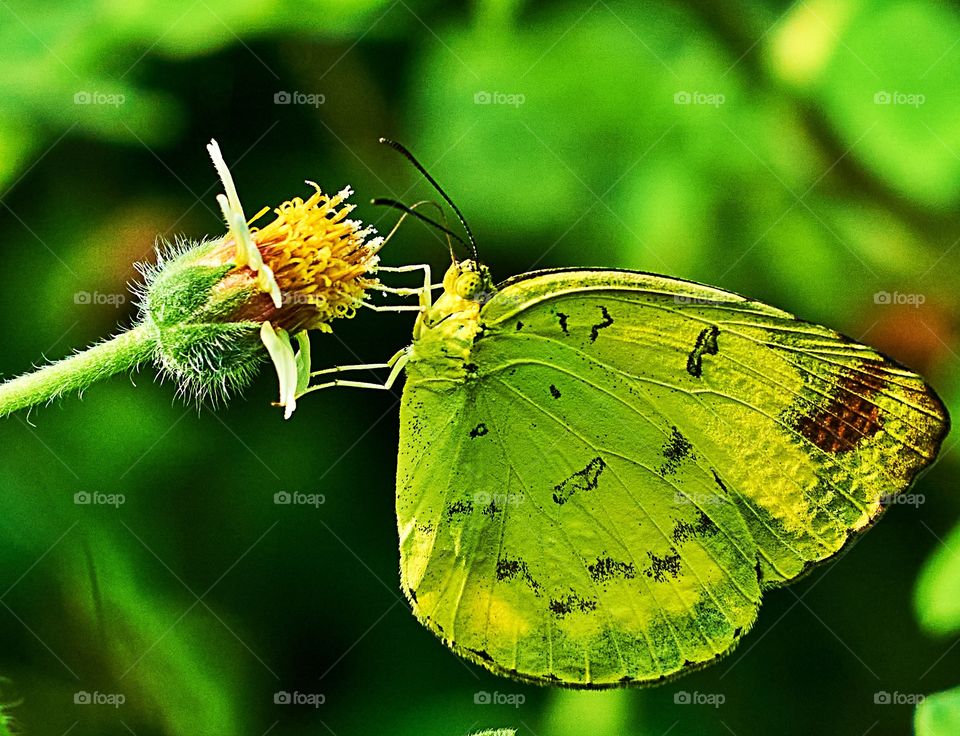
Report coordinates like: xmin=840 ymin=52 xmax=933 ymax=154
xmin=397 ymin=366 xmax=761 ymax=686
xmin=396 ymin=268 xmax=948 ymax=686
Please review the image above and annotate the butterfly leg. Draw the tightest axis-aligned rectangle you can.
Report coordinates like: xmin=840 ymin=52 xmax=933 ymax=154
xmin=300 ymin=348 xmax=410 ymax=394
xmin=377 ymin=263 xmax=435 ymax=309
xmin=360 ymin=302 xmax=424 ymax=313
xmin=309 ymin=362 xmax=392 ymax=377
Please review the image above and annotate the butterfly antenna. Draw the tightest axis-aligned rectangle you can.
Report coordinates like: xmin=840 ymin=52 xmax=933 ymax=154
xmin=373 ymin=198 xmax=462 ymax=263
xmin=378 ymin=137 xmax=480 ymax=262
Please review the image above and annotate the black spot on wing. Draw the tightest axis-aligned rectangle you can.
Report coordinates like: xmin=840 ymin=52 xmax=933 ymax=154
xmin=696 ymin=511 xmax=718 ymax=535
xmin=587 ymin=556 xmax=636 ymax=583
xmin=516 ymin=320 xmax=524 ymax=331
xmin=466 ymin=647 xmax=495 ymax=663
xmin=589 ymin=305 xmax=614 ymax=342
xmin=672 ymin=513 xmax=719 ymax=544
xmin=710 ymin=469 xmax=730 ymax=495
xmin=672 ymin=520 xmax=697 ymax=544
xmin=658 ymin=426 xmax=693 ymax=475
xmin=481 ymin=498 xmax=502 ymax=516
xmin=549 ymin=384 xmax=561 ymax=399
xmin=446 ymin=499 xmax=473 ymax=521
xmin=645 ymin=549 xmax=682 ymax=582
xmin=469 ymin=423 xmax=488 ymax=438
xmin=556 ymin=311 xmax=570 ymax=336
xmin=495 ymin=556 xmax=541 ymax=595
xmin=552 ymin=457 xmax=606 ymax=505
xmin=686 ymin=325 xmax=720 ymax=378
xmin=549 ymin=592 xmax=598 ymax=618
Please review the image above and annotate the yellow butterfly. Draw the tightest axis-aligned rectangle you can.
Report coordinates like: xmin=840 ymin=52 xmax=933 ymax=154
xmin=308 ymin=141 xmax=950 ymax=687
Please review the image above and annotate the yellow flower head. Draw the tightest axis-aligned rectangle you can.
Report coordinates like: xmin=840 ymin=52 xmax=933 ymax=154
xmin=252 ymin=184 xmax=382 ymax=332
xmin=206 ymin=140 xmax=382 ymax=335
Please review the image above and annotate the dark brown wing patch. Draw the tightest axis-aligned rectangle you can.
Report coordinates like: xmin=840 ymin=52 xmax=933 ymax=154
xmin=794 ymin=360 xmax=888 ymax=453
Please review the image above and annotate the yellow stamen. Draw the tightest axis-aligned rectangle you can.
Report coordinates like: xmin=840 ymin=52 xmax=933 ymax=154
xmin=252 ymin=183 xmax=382 ymax=330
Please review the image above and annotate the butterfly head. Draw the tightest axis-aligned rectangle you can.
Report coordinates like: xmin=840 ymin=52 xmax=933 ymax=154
xmin=411 ymin=260 xmax=494 ymax=351
xmin=442 ymin=259 xmax=496 ymax=304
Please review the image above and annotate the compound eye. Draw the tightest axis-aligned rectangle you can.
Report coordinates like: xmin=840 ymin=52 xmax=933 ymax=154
xmin=454 ymin=272 xmax=483 ymax=299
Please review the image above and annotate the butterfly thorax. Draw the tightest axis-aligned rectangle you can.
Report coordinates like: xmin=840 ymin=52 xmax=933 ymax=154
xmin=407 ymin=260 xmax=494 ymax=383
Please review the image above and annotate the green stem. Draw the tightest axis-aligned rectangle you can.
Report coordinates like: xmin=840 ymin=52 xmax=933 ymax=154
xmin=0 ymin=323 xmax=157 ymax=418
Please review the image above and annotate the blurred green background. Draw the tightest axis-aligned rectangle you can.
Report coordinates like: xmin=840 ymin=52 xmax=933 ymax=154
xmin=0 ymin=0 xmax=958 ymax=734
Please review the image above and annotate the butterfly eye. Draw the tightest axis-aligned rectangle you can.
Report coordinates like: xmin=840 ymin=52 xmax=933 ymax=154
xmin=454 ymin=272 xmax=483 ymax=299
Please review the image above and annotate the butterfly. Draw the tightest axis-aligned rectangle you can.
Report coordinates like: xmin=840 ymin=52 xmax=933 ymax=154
xmin=307 ymin=142 xmax=950 ymax=688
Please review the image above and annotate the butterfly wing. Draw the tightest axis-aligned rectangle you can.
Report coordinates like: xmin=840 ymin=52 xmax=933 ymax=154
xmin=396 ymin=268 xmax=948 ymax=686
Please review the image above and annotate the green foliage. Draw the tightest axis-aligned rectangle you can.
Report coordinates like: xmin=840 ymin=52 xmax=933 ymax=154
xmin=915 ymin=686 xmax=960 ymax=736
xmin=0 ymin=682 xmax=15 ymax=736
xmin=914 ymin=484 xmax=960 ymax=732
xmin=915 ymin=522 xmax=960 ymax=636
xmin=544 ymin=690 xmax=632 ymax=736
xmin=0 ymin=0 xmax=394 ymax=189
xmin=68 ymin=537 xmax=244 ymax=732
xmin=782 ymin=1 xmax=960 ymax=208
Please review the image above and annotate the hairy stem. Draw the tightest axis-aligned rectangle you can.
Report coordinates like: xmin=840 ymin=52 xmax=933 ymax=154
xmin=0 ymin=323 xmax=157 ymax=418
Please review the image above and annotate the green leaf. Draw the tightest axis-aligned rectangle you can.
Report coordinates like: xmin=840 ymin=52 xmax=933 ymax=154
xmin=769 ymin=0 xmax=960 ymax=208
xmin=544 ymin=689 xmax=633 ymax=736
xmin=915 ymin=686 xmax=960 ymax=736
xmin=915 ymin=522 xmax=960 ymax=635
xmin=0 ymin=681 xmax=15 ymax=736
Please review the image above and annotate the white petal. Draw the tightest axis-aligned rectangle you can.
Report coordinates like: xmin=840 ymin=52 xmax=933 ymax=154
xmin=207 ymin=139 xmax=245 ymax=221
xmin=260 ymin=321 xmax=298 ymax=419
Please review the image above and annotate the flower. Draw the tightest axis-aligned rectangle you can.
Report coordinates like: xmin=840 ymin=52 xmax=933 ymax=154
xmin=141 ymin=140 xmax=382 ymax=419
xmin=205 ymin=140 xmax=383 ymax=418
